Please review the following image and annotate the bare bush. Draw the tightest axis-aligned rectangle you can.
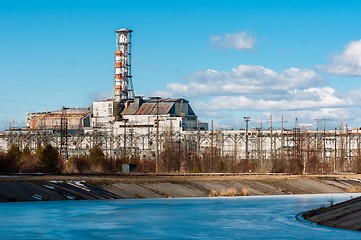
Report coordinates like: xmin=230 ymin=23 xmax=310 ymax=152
xmin=347 ymin=186 xmax=361 ymax=193
xmin=208 ymin=189 xmax=219 ymax=197
xmin=20 ymin=147 xmax=40 ymax=173
xmin=66 ymin=155 xmax=90 ymax=173
xmin=240 ymin=187 xmax=249 ymax=196
xmin=219 ymin=188 xmax=238 ymax=196
xmin=0 ymin=152 xmax=14 ymax=174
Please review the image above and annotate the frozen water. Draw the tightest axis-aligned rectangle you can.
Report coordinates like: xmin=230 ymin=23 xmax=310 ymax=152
xmin=0 ymin=193 xmax=360 ymax=239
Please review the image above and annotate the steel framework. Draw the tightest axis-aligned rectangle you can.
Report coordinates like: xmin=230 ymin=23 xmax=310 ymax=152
xmin=60 ymin=107 xmax=68 ymax=160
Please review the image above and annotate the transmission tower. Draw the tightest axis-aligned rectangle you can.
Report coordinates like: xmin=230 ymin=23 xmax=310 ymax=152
xmin=60 ymin=107 xmax=68 ymax=160
xmin=113 ymin=28 xmax=134 ymax=101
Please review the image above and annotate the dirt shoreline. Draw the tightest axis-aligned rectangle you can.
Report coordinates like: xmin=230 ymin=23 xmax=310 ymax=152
xmin=1 ymin=173 xmax=361 ymax=202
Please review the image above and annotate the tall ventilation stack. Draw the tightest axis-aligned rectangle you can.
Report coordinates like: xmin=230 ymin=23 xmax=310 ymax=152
xmin=113 ymin=28 xmax=134 ymax=102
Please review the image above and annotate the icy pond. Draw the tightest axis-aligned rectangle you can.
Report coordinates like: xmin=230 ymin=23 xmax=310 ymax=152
xmin=0 ymin=193 xmax=360 ymax=239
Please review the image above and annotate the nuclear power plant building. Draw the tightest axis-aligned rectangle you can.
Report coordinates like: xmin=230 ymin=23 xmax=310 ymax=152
xmin=2 ymin=28 xmax=361 ymax=174
xmin=1 ymin=28 xmax=208 ymax=158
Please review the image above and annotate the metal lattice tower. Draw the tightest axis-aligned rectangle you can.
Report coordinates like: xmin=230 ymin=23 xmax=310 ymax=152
xmin=60 ymin=107 xmax=68 ymax=160
xmin=113 ymin=28 xmax=134 ymax=101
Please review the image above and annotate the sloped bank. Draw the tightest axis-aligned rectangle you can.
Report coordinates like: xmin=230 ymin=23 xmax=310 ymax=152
xmin=302 ymin=195 xmax=361 ymax=231
xmin=1 ymin=174 xmax=361 ymax=202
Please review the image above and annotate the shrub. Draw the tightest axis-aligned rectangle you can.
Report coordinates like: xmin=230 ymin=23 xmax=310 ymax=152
xmin=219 ymin=188 xmax=238 ymax=197
xmin=208 ymin=189 xmax=219 ymax=197
xmin=209 ymin=187 xmax=249 ymax=197
xmin=5 ymin=145 xmax=22 ymax=173
xmin=0 ymin=152 xmax=14 ymax=174
xmin=102 ymin=157 xmax=124 ymax=173
xmin=20 ymin=147 xmax=40 ymax=173
xmin=240 ymin=187 xmax=249 ymax=196
xmin=89 ymin=145 xmax=105 ymax=171
xmin=38 ymin=144 xmax=61 ymax=174
xmin=347 ymin=186 xmax=361 ymax=193
xmin=67 ymin=155 xmax=90 ymax=173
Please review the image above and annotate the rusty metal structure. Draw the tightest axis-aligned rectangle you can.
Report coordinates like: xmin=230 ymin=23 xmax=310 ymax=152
xmin=26 ymin=108 xmax=91 ymax=131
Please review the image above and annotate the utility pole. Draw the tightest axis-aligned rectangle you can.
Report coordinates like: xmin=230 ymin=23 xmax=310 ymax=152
xmin=123 ymin=118 xmax=128 ymax=159
xmin=150 ymin=97 xmax=161 ymax=172
xmin=281 ymin=115 xmax=285 ymax=153
xmin=211 ymin=120 xmax=214 ymax=172
xmin=290 ymin=117 xmax=302 ymax=173
xmin=196 ymin=120 xmax=200 ymax=158
xmin=60 ymin=107 xmax=68 ymax=160
xmin=244 ymin=117 xmax=250 ymax=160
xmin=155 ymin=98 xmax=160 ymax=172
xmin=357 ymin=127 xmax=361 ymax=172
xmin=270 ymin=115 xmax=273 ymax=161
xmin=334 ymin=128 xmax=337 ymax=172
xmin=260 ymin=115 xmax=263 ymax=161
xmin=234 ymin=133 xmax=238 ymax=162
xmin=323 ymin=125 xmax=326 ymax=164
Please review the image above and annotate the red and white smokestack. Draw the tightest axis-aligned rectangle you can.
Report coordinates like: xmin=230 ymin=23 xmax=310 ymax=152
xmin=113 ymin=28 xmax=134 ymax=102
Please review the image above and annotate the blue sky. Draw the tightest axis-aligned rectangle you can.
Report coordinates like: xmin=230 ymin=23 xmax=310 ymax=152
xmin=1 ymin=0 xmax=361 ymax=130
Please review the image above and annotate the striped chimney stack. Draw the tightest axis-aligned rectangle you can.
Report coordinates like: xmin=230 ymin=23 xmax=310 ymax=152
xmin=113 ymin=28 xmax=134 ymax=102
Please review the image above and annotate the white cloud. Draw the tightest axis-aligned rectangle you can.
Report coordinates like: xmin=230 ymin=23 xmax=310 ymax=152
xmin=152 ymin=56 xmax=361 ymax=129
xmin=349 ymin=87 xmax=361 ymax=101
xmin=157 ymin=65 xmax=320 ymax=99
xmin=320 ymin=39 xmax=361 ymax=76
xmin=195 ymin=107 xmax=356 ymax=131
xmin=210 ymin=32 xmax=256 ymax=50
xmin=87 ymin=92 xmax=111 ymax=101
xmin=154 ymin=63 xmax=361 ymax=129
xmin=193 ymin=87 xmax=349 ymax=112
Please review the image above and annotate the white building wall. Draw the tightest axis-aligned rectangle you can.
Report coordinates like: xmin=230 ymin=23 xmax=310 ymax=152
xmin=0 ymin=136 xmax=8 ymax=152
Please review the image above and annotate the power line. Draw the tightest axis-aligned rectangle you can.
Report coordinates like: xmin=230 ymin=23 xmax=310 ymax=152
xmin=0 ymin=108 xmax=26 ymax=115
xmin=0 ymin=97 xmax=59 ymax=108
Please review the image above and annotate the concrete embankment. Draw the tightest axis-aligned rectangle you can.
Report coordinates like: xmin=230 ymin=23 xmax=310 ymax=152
xmin=1 ymin=174 xmax=361 ymax=202
xmin=302 ymin=194 xmax=361 ymax=231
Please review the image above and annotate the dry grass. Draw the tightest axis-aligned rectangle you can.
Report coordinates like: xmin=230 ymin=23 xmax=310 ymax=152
xmin=347 ymin=186 xmax=361 ymax=193
xmin=240 ymin=187 xmax=249 ymax=196
xmin=209 ymin=187 xmax=249 ymax=197
xmin=220 ymin=187 xmax=238 ymax=196
xmin=208 ymin=189 xmax=219 ymax=197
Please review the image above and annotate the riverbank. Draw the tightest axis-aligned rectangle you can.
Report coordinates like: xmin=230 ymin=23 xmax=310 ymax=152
xmin=302 ymin=193 xmax=361 ymax=231
xmin=1 ymin=174 xmax=361 ymax=202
